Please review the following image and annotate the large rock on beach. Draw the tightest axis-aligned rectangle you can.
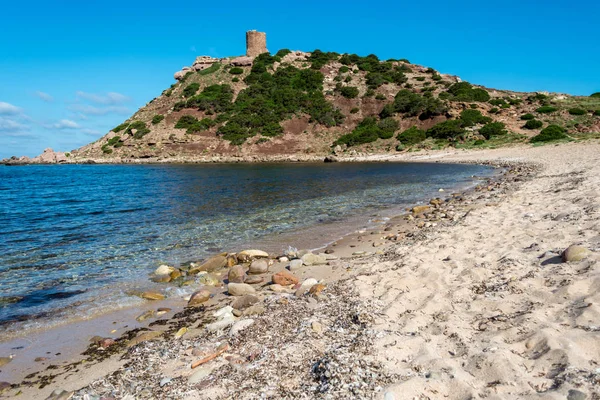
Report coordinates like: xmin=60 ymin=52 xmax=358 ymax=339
xmin=412 ymin=205 xmax=431 ymax=215
xmin=272 ymin=270 xmax=299 ymax=286
xmin=237 ymin=249 xmax=269 ymax=262
xmin=248 ymin=259 xmax=269 ymax=275
xmin=301 ymin=253 xmax=326 ymax=266
xmin=188 ymin=290 xmax=211 ymax=306
xmin=228 ymin=265 xmax=246 ymax=283
xmin=228 ymin=282 xmax=256 ymax=296
xmin=290 ymin=259 xmax=303 ymax=271
xmin=562 ymin=245 xmax=592 ymax=262
xmin=190 ymin=254 xmax=228 ymax=274
xmin=127 ymin=331 xmax=162 ymax=347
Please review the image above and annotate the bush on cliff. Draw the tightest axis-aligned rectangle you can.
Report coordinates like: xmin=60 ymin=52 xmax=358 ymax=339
xmin=590 ymin=92 xmax=600 ymax=98
xmin=397 ymin=126 xmax=426 ymax=145
xmin=340 ymin=86 xmax=359 ymax=99
xmin=530 ymin=125 xmax=568 ymax=143
xmin=536 ymin=105 xmax=558 ymax=114
xmin=443 ymin=82 xmax=490 ymax=102
xmin=183 ymin=83 xmax=200 ymax=97
xmin=151 ymin=115 xmax=164 ymax=125
xmin=426 ymin=119 xmax=466 ymax=139
xmin=229 ymin=67 xmax=244 ymax=75
xmin=334 ymin=117 xmax=394 ymax=146
xmin=523 ymin=119 xmax=543 ymax=129
xmin=568 ymin=108 xmax=586 ymax=115
xmin=520 ymin=113 xmax=535 ymax=120
xmin=459 ymin=109 xmax=492 ymax=127
xmin=479 ymin=122 xmax=507 ymax=139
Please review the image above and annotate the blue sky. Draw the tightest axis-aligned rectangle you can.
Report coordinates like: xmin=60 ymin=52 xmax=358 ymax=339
xmin=1 ymin=0 xmax=598 ymax=159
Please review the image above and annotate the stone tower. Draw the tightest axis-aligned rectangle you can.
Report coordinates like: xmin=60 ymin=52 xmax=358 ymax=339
xmin=246 ymin=30 xmax=267 ymax=57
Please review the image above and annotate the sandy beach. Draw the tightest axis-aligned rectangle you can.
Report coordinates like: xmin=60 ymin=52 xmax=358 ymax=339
xmin=2 ymin=140 xmax=599 ymax=400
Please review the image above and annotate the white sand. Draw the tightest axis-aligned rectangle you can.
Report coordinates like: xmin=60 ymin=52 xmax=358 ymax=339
xmin=354 ymin=142 xmax=600 ymax=399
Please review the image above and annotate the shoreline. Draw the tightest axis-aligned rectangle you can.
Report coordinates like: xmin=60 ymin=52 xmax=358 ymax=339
xmin=2 ymin=141 xmax=599 ymax=399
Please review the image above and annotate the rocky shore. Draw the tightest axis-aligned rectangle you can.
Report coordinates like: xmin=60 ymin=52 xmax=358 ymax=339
xmin=1 ymin=141 xmax=599 ymax=400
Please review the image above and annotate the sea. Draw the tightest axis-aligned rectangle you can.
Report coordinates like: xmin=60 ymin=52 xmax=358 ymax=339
xmin=0 ymin=162 xmax=495 ymax=338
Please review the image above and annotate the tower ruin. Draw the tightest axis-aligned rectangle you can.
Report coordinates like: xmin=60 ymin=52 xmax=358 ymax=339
xmin=246 ymin=30 xmax=267 ymax=57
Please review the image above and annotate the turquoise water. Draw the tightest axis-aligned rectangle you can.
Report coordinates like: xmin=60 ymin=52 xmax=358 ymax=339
xmin=0 ymin=162 xmax=494 ymax=336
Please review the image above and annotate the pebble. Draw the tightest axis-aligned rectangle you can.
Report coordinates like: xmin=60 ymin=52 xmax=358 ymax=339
xmin=228 ymin=265 xmax=246 ymax=283
xmin=0 ymin=357 xmax=12 ymax=367
xmin=140 ymin=291 xmax=165 ymax=301
xmin=562 ymin=245 xmax=591 ymax=262
xmin=272 ymin=270 xmax=299 ymax=286
xmin=226 ymin=254 xmax=238 ymax=267
xmin=159 ymin=377 xmax=172 ymax=387
xmin=188 ymin=290 xmax=211 ymax=306
xmin=295 ymin=278 xmax=318 ymax=296
xmin=301 ymin=253 xmax=327 ymax=266
xmin=136 ymin=310 xmax=155 ymax=322
xmin=229 ymin=319 xmax=255 ymax=336
xmin=154 ymin=264 xmax=174 ymax=276
xmin=289 ymin=259 xmax=303 ymax=271
xmin=228 ymin=283 xmax=256 ymax=296
xmin=244 ymin=275 xmax=264 ymax=284
xmin=156 ymin=307 xmax=171 ymax=316
xmin=567 ymin=389 xmax=587 ymax=400
xmin=243 ymin=304 xmax=266 ymax=316
xmin=248 ymin=258 xmax=269 ymax=274
xmin=237 ymin=249 xmax=269 ymax=262
xmin=174 ymin=327 xmax=187 ymax=338
xmin=232 ymin=295 xmax=260 ymax=310
xmin=311 ymin=321 xmax=323 ymax=333
xmin=279 ymin=256 xmax=289 ymax=263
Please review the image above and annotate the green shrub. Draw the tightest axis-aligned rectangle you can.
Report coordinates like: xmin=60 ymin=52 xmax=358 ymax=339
xmin=183 ymin=83 xmax=200 ymax=97
xmin=490 ymin=107 xmax=499 ymax=114
xmin=426 ymin=119 xmax=466 ymax=139
xmin=479 ymin=122 xmax=507 ymax=139
xmin=334 ymin=117 xmax=393 ymax=146
xmin=392 ymin=90 xmax=424 ymax=115
xmin=489 ymin=98 xmax=509 ymax=107
xmin=101 ymin=144 xmax=112 ymax=154
xmin=175 ymin=115 xmax=215 ymax=134
xmin=470 ymin=104 xmax=478 ymax=109
xmin=340 ymin=86 xmax=359 ymax=99
xmin=378 ymin=118 xmax=399 ymax=137
xmin=432 ymin=74 xmax=442 ymax=81
xmin=530 ymin=125 xmax=568 ymax=143
xmin=151 ymin=114 xmax=164 ymax=125
xmin=474 ymin=139 xmax=485 ymax=146
xmin=164 ymin=89 xmax=173 ymax=97
xmin=590 ymin=92 xmax=600 ymax=98
xmin=344 ymin=76 xmax=352 ymax=83
xmin=459 ymin=109 xmax=492 ymax=127
xmin=185 ymin=84 xmax=234 ymax=112
xmin=536 ymin=105 xmax=558 ymax=114
xmin=520 ymin=113 xmax=535 ymax=120
xmin=107 ymin=136 xmax=121 ymax=146
xmin=339 ymin=66 xmax=349 ymax=73
xmin=232 ymin=77 xmax=239 ymax=82
xmin=524 ymin=119 xmax=543 ymax=129
xmin=350 ymin=107 xmax=360 ymax=114
xmin=197 ymin=63 xmax=220 ymax=76
xmin=308 ymin=49 xmax=340 ymax=69
xmin=175 ymin=115 xmax=198 ymax=129
xmin=594 ymin=110 xmax=600 ymax=116
xmin=528 ymin=93 xmax=548 ymax=102
xmin=568 ymin=108 xmax=586 ymax=115
xmin=375 ymin=93 xmax=386 ymax=100
xmin=229 ymin=67 xmax=244 ymax=75
xmin=275 ymin=49 xmax=292 ymax=58
xmin=415 ymin=77 xmax=425 ymax=82
xmin=445 ymin=82 xmax=490 ymax=102
xmin=112 ymin=123 xmax=128 ymax=132
xmin=397 ymin=126 xmax=426 ymax=145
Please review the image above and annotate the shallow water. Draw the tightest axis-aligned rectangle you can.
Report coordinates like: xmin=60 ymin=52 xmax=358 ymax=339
xmin=0 ymin=162 xmax=494 ymax=337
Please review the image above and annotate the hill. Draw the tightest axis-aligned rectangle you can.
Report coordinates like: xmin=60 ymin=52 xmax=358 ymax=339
xmin=8 ymin=33 xmax=600 ymax=164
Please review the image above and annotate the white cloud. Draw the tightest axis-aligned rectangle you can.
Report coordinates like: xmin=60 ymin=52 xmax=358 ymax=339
xmin=75 ymin=91 xmax=130 ymax=105
xmin=0 ymin=116 xmax=27 ymax=132
xmin=53 ymin=119 xmax=80 ymax=129
xmin=68 ymin=104 xmax=130 ymax=116
xmin=35 ymin=91 xmax=54 ymax=102
xmin=0 ymin=101 xmax=22 ymax=115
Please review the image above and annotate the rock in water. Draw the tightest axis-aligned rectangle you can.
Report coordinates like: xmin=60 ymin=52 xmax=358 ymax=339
xmin=228 ymin=265 xmax=246 ymax=283
xmin=141 ymin=291 xmax=165 ymax=300
xmin=188 ymin=290 xmax=211 ymax=306
xmin=136 ymin=310 xmax=155 ymax=322
xmin=562 ymin=245 xmax=592 ymax=262
xmin=248 ymin=259 xmax=269 ymax=275
xmin=228 ymin=283 xmax=256 ymax=296
xmin=301 ymin=253 xmax=326 ymax=266
xmin=189 ymin=254 xmax=228 ymax=274
xmin=154 ymin=264 xmax=175 ymax=276
xmin=272 ymin=270 xmax=299 ymax=286
xmin=237 ymin=249 xmax=269 ymax=262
